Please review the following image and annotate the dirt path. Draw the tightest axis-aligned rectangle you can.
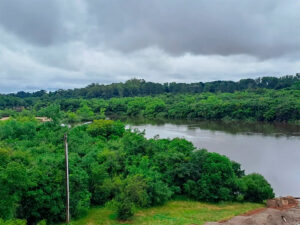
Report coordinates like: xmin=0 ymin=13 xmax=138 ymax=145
xmin=204 ymin=200 xmax=300 ymax=225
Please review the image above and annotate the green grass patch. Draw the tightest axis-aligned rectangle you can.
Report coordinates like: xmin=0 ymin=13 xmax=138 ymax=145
xmin=68 ymin=200 xmax=264 ymax=225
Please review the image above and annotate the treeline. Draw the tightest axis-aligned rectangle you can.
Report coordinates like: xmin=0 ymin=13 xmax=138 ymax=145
xmin=2 ymin=74 xmax=300 ymax=102
xmin=2 ymin=89 xmax=300 ymax=123
xmin=0 ymin=117 xmax=274 ymax=224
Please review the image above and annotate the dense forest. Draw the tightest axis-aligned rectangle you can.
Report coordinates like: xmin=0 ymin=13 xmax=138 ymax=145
xmin=0 ymin=117 xmax=274 ymax=224
xmin=1 ymin=89 xmax=300 ymax=123
xmin=1 ymin=74 xmax=300 ymax=104
xmin=1 ymin=75 xmax=300 ymax=123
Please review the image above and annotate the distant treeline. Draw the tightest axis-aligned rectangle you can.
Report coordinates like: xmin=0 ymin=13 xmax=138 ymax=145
xmin=1 ymin=75 xmax=300 ymax=123
xmin=3 ymin=74 xmax=300 ymax=101
xmin=1 ymin=89 xmax=300 ymax=123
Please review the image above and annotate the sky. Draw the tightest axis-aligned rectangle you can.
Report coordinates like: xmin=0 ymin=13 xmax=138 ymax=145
xmin=1 ymin=0 xmax=300 ymax=93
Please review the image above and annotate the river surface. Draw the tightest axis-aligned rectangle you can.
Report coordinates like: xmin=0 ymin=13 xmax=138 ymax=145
xmin=125 ymin=119 xmax=300 ymax=197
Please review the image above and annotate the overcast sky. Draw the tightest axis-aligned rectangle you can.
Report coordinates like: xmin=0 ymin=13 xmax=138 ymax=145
xmin=1 ymin=0 xmax=300 ymax=93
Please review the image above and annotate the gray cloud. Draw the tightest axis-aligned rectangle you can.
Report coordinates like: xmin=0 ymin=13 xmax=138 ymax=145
xmin=1 ymin=0 xmax=300 ymax=57
xmin=0 ymin=0 xmax=63 ymax=45
xmin=0 ymin=0 xmax=300 ymax=92
xmin=85 ymin=0 xmax=300 ymax=58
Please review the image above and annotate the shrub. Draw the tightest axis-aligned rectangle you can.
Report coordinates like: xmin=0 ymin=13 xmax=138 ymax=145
xmin=121 ymin=175 xmax=149 ymax=207
xmin=184 ymin=151 xmax=238 ymax=202
xmin=66 ymin=112 xmax=80 ymax=123
xmin=114 ymin=175 xmax=148 ymax=220
xmin=87 ymin=119 xmax=125 ymax=138
xmin=239 ymin=173 xmax=274 ymax=202
xmin=114 ymin=196 xmax=134 ymax=220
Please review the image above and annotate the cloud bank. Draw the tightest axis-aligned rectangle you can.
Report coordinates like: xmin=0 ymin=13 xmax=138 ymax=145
xmin=1 ymin=0 xmax=300 ymax=92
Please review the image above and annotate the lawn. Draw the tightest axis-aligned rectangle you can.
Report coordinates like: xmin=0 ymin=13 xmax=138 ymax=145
xmin=68 ymin=200 xmax=264 ymax=225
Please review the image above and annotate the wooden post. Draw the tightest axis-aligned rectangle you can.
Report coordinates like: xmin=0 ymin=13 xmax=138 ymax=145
xmin=64 ymin=133 xmax=70 ymax=224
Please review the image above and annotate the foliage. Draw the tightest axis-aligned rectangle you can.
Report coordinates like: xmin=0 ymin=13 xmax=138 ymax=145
xmin=239 ymin=173 xmax=275 ymax=203
xmin=76 ymin=104 xmax=94 ymax=121
xmin=2 ymin=79 xmax=300 ymax=123
xmin=37 ymin=104 xmax=61 ymax=122
xmin=0 ymin=116 xmax=274 ymax=223
xmin=0 ymin=219 xmax=26 ymax=225
xmin=113 ymin=175 xmax=148 ymax=220
xmin=183 ymin=151 xmax=238 ymax=202
xmin=87 ymin=119 xmax=125 ymax=138
xmin=2 ymin=75 xmax=300 ymax=102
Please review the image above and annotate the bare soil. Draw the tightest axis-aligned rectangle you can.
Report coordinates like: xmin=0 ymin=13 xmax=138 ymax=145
xmin=204 ymin=199 xmax=300 ymax=225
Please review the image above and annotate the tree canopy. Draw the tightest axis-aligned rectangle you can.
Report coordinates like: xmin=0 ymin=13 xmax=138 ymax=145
xmin=0 ymin=117 xmax=274 ymax=223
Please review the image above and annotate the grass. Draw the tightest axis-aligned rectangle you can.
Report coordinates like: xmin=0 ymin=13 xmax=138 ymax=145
xmin=68 ymin=200 xmax=264 ymax=225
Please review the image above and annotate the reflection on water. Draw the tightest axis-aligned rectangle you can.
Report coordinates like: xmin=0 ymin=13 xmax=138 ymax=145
xmin=125 ymin=118 xmax=300 ymax=197
xmin=124 ymin=118 xmax=300 ymax=137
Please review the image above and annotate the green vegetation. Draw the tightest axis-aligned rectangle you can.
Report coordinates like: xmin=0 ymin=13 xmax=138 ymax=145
xmin=2 ymin=76 xmax=291 ymax=224
xmin=0 ymin=116 xmax=273 ymax=224
xmin=2 ymin=88 xmax=300 ymax=123
xmin=2 ymin=74 xmax=300 ymax=101
xmin=70 ymin=201 xmax=264 ymax=225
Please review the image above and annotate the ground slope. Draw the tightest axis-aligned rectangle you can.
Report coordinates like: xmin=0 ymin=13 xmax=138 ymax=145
xmin=69 ymin=201 xmax=263 ymax=225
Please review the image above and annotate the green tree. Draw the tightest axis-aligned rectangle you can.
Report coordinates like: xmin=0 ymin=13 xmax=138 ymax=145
xmin=87 ymin=119 xmax=125 ymax=138
xmin=239 ymin=173 xmax=274 ymax=202
xmin=76 ymin=104 xmax=94 ymax=121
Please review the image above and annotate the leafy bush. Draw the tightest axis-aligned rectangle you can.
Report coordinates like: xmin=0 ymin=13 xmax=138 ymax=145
xmin=93 ymin=177 xmax=118 ymax=205
xmin=239 ymin=173 xmax=274 ymax=202
xmin=184 ymin=151 xmax=239 ymax=202
xmin=87 ymin=119 xmax=125 ymax=138
xmin=114 ymin=196 xmax=134 ymax=220
xmin=113 ymin=175 xmax=148 ymax=220
xmin=76 ymin=104 xmax=94 ymax=121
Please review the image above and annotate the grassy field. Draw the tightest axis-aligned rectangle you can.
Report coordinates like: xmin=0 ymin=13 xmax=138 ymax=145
xmin=69 ymin=200 xmax=264 ymax=225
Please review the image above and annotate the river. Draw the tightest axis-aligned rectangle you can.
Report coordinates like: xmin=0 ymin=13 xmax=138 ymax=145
xmin=125 ymin=119 xmax=300 ymax=197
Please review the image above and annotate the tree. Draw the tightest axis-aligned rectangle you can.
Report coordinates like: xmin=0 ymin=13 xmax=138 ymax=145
xmin=239 ymin=173 xmax=274 ymax=202
xmin=87 ymin=119 xmax=125 ymax=138
xmin=0 ymin=161 xmax=29 ymax=220
xmin=114 ymin=175 xmax=148 ymax=220
xmin=37 ymin=104 xmax=62 ymax=122
xmin=76 ymin=104 xmax=94 ymax=121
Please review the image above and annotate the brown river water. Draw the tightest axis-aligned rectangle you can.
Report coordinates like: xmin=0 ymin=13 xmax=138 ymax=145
xmin=125 ymin=119 xmax=300 ymax=197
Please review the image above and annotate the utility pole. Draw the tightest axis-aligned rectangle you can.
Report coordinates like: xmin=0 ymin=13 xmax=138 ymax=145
xmin=64 ymin=133 xmax=70 ymax=224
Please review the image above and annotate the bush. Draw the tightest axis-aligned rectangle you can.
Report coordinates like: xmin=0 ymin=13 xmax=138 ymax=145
xmin=114 ymin=196 xmax=134 ymax=220
xmin=113 ymin=175 xmax=148 ymax=220
xmin=93 ymin=178 xmax=118 ymax=205
xmin=239 ymin=173 xmax=274 ymax=202
xmin=184 ymin=151 xmax=238 ymax=202
xmin=87 ymin=119 xmax=125 ymax=138
xmin=66 ymin=112 xmax=80 ymax=123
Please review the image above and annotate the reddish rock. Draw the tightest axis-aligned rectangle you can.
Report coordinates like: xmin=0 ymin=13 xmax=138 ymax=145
xmin=267 ymin=199 xmax=277 ymax=208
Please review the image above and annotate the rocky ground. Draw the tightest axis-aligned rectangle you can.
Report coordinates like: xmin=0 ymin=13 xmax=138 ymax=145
xmin=204 ymin=197 xmax=300 ymax=225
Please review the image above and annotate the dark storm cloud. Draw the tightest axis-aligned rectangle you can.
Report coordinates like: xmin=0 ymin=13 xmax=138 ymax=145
xmin=1 ymin=0 xmax=300 ymax=93
xmin=0 ymin=0 xmax=63 ymax=45
xmin=86 ymin=0 xmax=300 ymax=58
xmin=1 ymin=0 xmax=299 ymax=57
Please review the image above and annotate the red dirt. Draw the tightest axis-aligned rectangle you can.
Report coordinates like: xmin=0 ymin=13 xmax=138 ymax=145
xmin=204 ymin=197 xmax=300 ymax=225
